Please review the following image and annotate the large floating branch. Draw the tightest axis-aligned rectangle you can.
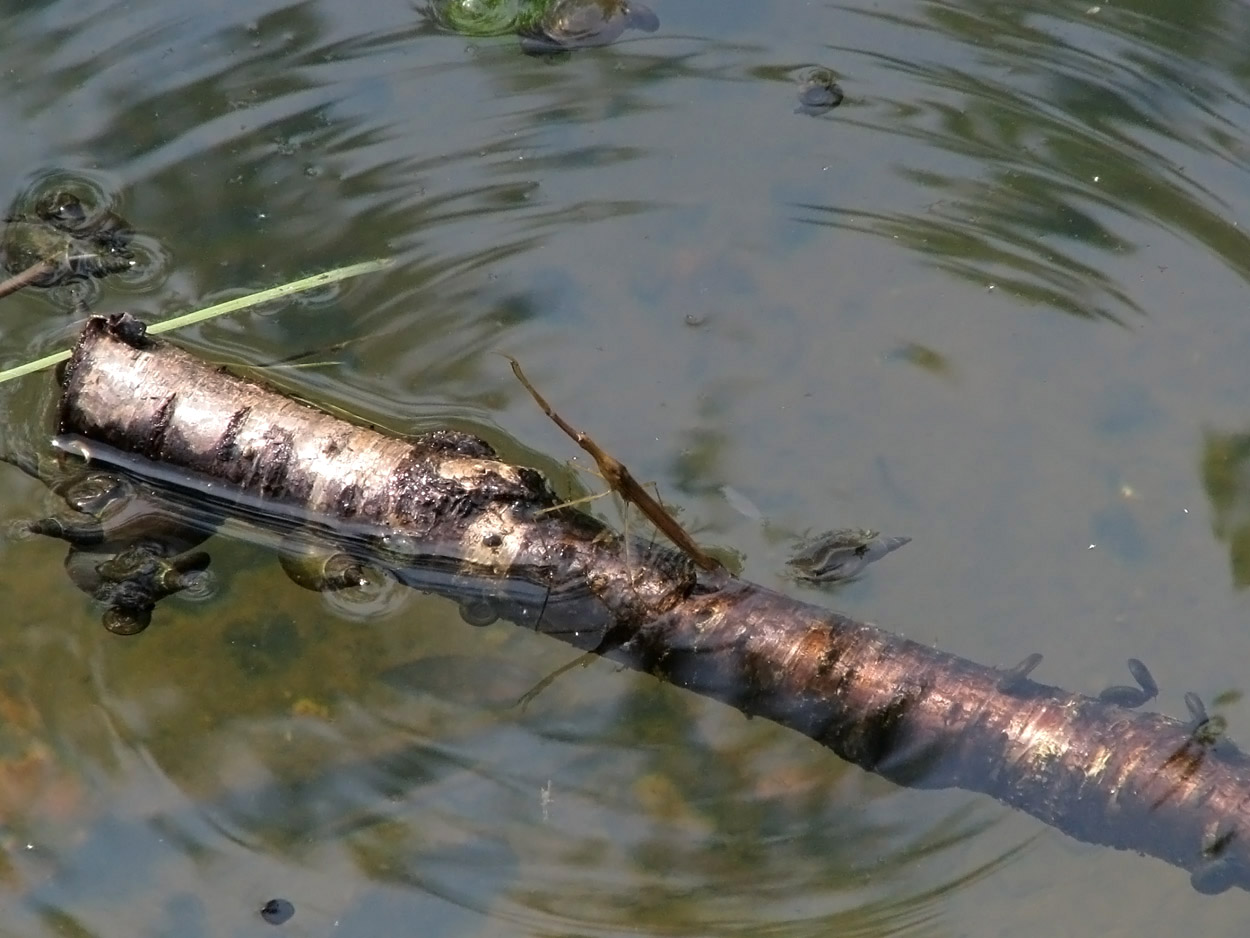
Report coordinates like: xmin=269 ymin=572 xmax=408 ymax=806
xmin=37 ymin=313 xmax=1250 ymax=894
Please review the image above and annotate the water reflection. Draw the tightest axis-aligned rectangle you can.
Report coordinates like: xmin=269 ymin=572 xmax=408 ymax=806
xmin=0 ymin=0 xmax=676 ymax=423
xmin=9 ymin=0 xmax=1250 ymax=931
xmin=7 ymin=646 xmax=1009 ymax=936
xmin=791 ymin=0 xmax=1250 ymax=323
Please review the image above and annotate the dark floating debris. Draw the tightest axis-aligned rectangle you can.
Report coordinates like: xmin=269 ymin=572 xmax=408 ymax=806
xmin=1098 ymin=657 xmax=1158 ymax=708
xmin=1181 ymin=691 xmax=1229 ymax=746
xmin=795 ymin=67 xmax=844 ymax=116
xmin=24 ymin=462 xmax=212 ymax=635
xmin=519 ymin=0 xmax=658 ymax=54
xmin=458 ymin=597 xmax=499 ymax=626
xmin=260 ymin=898 xmax=295 ymax=925
xmin=1127 ymin=657 xmax=1159 ymax=697
xmin=0 ymin=188 xmax=134 ymax=297
xmin=1192 ymin=819 xmax=1239 ymax=895
xmin=786 ymin=528 xmax=909 ymax=583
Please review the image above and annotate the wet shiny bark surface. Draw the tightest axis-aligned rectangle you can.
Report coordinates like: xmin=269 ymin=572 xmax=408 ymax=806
xmin=43 ymin=314 xmax=1250 ymax=899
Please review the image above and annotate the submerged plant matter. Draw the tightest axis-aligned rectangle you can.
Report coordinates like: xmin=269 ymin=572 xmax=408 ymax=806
xmin=427 ymin=0 xmax=657 ymax=51
xmin=0 ymin=190 xmax=133 ymax=298
xmin=427 ymin=0 xmax=536 ymax=36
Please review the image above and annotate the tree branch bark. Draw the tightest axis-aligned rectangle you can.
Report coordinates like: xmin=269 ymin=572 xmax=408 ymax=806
xmin=42 ymin=313 xmax=1250 ymax=895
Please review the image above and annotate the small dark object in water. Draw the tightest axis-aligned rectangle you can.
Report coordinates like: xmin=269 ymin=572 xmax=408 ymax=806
xmin=519 ymin=0 xmax=658 ymax=54
xmin=93 ymin=544 xmax=211 ymax=634
xmin=36 ymin=191 xmax=89 ymax=228
xmin=796 ymin=67 xmax=844 ymax=115
xmin=278 ymin=539 xmax=368 ymax=592
xmin=1098 ymin=657 xmax=1158 ymax=708
xmin=24 ymin=459 xmax=213 ymax=634
xmin=1127 ymin=657 xmax=1158 ymax=697
xmin=0 ymin=190 xmax=134 ymax=289
xmin=786 ymin=528 xmax=909 ymax=583
xmin=1181 ymin=691 xmax=1229 ymax=747
xmin=260 ymin=898 xmax=295 ymax=925
xmin=1191 ymin=820 xmax=1239 ymax=895
xmin=459 ymin=597 xmax=499 ymax=626
xmin=111 ymin=310 xmax=150 ymax=346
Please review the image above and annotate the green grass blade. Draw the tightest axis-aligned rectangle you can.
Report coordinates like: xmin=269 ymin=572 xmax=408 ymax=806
xmin=0 ymin=257 xmax=392 ymax=385
xmin=0 ymin=348 xmax=73 ymax=384
xmin=146 ymin=258 xmax=392 ymax=335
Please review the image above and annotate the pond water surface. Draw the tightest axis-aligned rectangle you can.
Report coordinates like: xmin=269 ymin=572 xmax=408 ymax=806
xmin=2 ymin=0 xmax=1250 ymax=934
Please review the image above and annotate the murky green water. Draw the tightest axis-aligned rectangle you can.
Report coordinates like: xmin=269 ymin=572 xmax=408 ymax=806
xmin=2 ymin=0 xmax=1250 ymax=933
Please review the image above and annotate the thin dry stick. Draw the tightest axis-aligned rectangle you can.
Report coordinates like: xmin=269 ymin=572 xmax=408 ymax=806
xmin=0 ymin=260 xmax=54 ymax=300
xmin=516 ymin=650 xmax=599 ymax=712
xmin=504 ymin=356 xmax=722 ymax=573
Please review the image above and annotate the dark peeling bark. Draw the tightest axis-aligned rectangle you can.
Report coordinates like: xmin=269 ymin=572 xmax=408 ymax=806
xmin=47 ymin=314 xmax=1250 ymax=894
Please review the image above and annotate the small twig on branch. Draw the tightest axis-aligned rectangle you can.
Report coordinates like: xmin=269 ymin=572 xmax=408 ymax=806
xmin=503 ymin=355 xmax=722 ymax=573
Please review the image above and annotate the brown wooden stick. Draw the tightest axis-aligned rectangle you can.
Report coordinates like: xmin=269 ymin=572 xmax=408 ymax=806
xmin=504 ymin=355 xmax=722 ymax=572
xmin=0 ymin=260 xmax=54 ymax=300
xmin=35 ymin=314 xmax=1250 ymax=895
